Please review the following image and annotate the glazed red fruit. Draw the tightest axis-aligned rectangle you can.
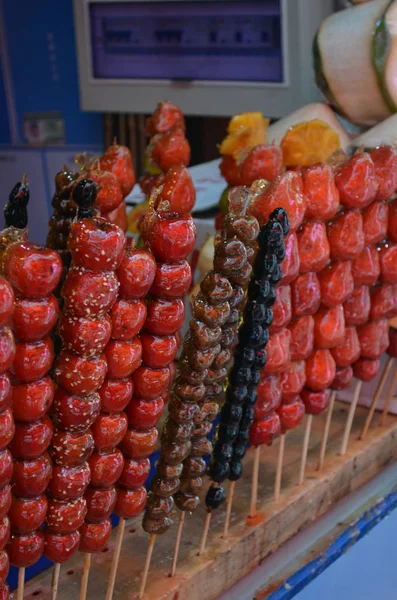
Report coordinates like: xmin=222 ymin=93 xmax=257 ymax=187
xmin=0 ymin=410 xmax=15 ymax=452
xmin=155 ymin=165 xmax=195 ymax=214
xmin=50 ymin=430 xmax=94 ymax=467
xmin=88 ymin=449 xmax=124 ymax=488
xmin=4 ymin=243 xmax=62 ymax=299
xmin=331 ymin=326 xmax=361 ymax=368
xmin=277 ymin=396 xmax=305 ymax=432
xmin=44 ymin=530 xmax=80 ymax=563
xmin=280 ymin=232 xmax=300 ymax=285
xmin=87 ymin=169 xmax=123 ymax=213
xmin=357 ymin=319 xmax=389 ymax=359
xmin=126 ymin=396 xmax=165 ymax=430
xmin=389 ymin=199 xmax=397 ymax=242
xmin=0 ymin=375 xmax=11 ymax=413
xmin=59 ymin=314 xmax=112 ymax=357
xmin=144 ymin=298 xmax=185 ymax=336
xmin=110 ymin=299 xmax=146 ymax=340
xmin=297 ymin=222 xmax=330 ymax=273
xmin=7 ymin=530 xmax=44 ymax=567
xmin=103 ymin=202 xmax=128 ymax=233
xmin=145 ymin=213 xmax=196 ymax=263
xmin=105 ymin=339 xmax=142 ymax=379
xmin=249 ymin=171 xmax=306 ymax=232
xmin=305 ymin=349 xmax=336 ymax=391
xmin=140 ymin=333 xmax=178 ymax=369
xmin=219 ymin=155 xmax=241 ymax=186
xmin=0 ymin=488 xmax=10 ymax=521
xmin=370 ymin=284 xmax=397 ymax=321
xmin=351 ymin=245 xmax=380 ymax=287
xmin=85 ymin=487 xmax=117 ymax=522
xmin=379 ymin=243 xmax=397 ymax=284
xmin=353 ymin=358 xmax=380 ymax=382
xmin=334 ymin=152 xmax=378 ymax=209
xmin=91 ymin=412 xmax=128 ymax=451
xmin=249 ymin=413 xmax=281 ymax=447
xmin=313 ymin=305 xmax=345 ymax=349
xmin=0 ymin=328 xmax=15 ymax=375
xmin=52 ymin=388 xmax=100 ymax=432
xmin=10 ymin=337 xmax=53 ymax=383
xmin=117 ymin=248 xmax=156 ymax=299
xmin=114 ymin=487 xmax=147 ymax=519
xmin=133 ymin=366 xmax=171 ymax=400
xmin=0 ymin=519 xmax=9 ymax=552
xmin=146 ymin=101 xmax=185 ymax=136
xmin=281 ymin=361 xmax=306 ymax=402
xmin=343 ymin=285 xmax=370 ymax=326
xmin=0 ymin=279 xmax=14 ymax=329
xmin=240 ymin=144 xmax=283 ymax=185
xmin=362 ymin=201 xmax=389 ymax=245
xmin=291 ymin=272 xmax=321 ymax=318
xmin=370 ymin=145 xmax=397 ymax=201
xmin=120 ymin=427 xmax=158 ymax=459
xmin=118 ymin=457 xmax=151 ymax=489
xmin=0 ymin=550 xmax=8 ymax=583
xmin=318 ymin=261 xmax=354 ymax=308
xmin=301 ymin=389 xmax=328 ymax=415
xmin=79 ymin=519 xmax=112 ymax=553
xmin=331 ymin=366 xmax=353 ymax=390
xmin=10 ymin=420 xmax=53 ymax=460
xmin=47 ymin=463 xmax=90 ymax=500
xmin=388 ymin=328 xmax=397 ymax=357
xmin=100 ymin=142 xmax=136 ymax=197
xmin=62 ymin=268 xmax=119 ymax=317
xmin=12 ymin=296 xmax=59 ymax=342
xmin=151 ymin=127 xmax=190 ymax=172
xmin=99 ymin=378 xmax=133 ymax=413
xmin=12 ymin=377 xmax=54 ymax=423
xmin=151 ymin=261 xmax=192 ymax=299
xmin=269 ymin=285 xmax=292 ymax=333
xmin=289 ymin=316 xmax=314 ymax=361
xmin=9 ymin=495 xmax=47 ymax=534
xmin=68 ymin=217 xmax=125 ymax=271
xmin=46 ymin=497 xmax=87 ymax=534
xmin=302 ymin=163 xmax=339 ymax=221
xmin=0 ymin=450 xmax=12 ymax=489
xmin=327 ymin=211 xmax=364 ymax=261
xmin=55 ymin=351 xmax=107 ymax=395
xmin=262 ymin=329 xmax=291 ymax=374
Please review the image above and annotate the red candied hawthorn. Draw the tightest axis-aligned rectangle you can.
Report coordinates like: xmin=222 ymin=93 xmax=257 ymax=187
xmin=289 ymin=315 xmax=314 ymax=361
xmin=91 ymin=412 xmax=128 ymax=451
xmin=68 ymin=217 xmax=126 ymax=272
xmin=10 ymin=337 xmax=53 ymax=383
xmin=262 ymin=329 xmax=291 ymax=374
xmin=0 ymin=549 xmax=8 ymax=582
xmin=280 ymin=232 xmax=300 ymax=285
xmin=143 ymin=213 xmax=196 ymax=263
xmin=85 ymin=487 xmax=117 ymax=523
xmin=0 ymin=487 xmax=11 ymax=521
xmin=118 ymin=458 xmax=151 ymax=489
xmin=110 ymin=299 xmax=147 ymax=340
xmin=151 ymin=261 xmax=192 ymax=299
xmin=353 ymin=358 xmax=380 ymax=381
xmin=146 ymin=101 xmax=185 ymax=137
xmin=144 ymin=298 xmax=185 ymax=336
xmin=133 ymin=366 xmax=171 ymax=400
xmin=313 ymin=305 xmax=345 ymax=349
xmin=305 ymin=349 xmax=336 ymax=391
xmin=249 ymin=171 xmax=306 ymax=232
xmin=0 ymin=329 xmax=15 ymax=375
xmin=114 ymin=487 xmax=147 ymax=519
xmin=7 ymin=530 xmax=45 ymax=567
xmin=8 ymin=495 xmax=47 ymax=534
xmin=388 ymin=328 xmax=397 ymax=358
xmin=61 ymin=268 xmax=119 ymax=317
xmin=281 ymin=361 xmax=306 ymax=402
xmin=12 ymin=377 xmax=54 ymax=423
xmin=47 ymin=463 xmax=91 ymax=500
xmin=318 ymin=261 xmax=354 ymax=308
xmin=117 ymin=248 xmax=156 ymax=300
xmin=140 ymin=333 xmax=178 ymax=369
xmin=102 ymin=202 xmax=128 ymax=233
xmin=79 ymin=519 xmax=112 ymax=553
xmin=351 ymin=246 xmax=380 ymax=287
xmin=99 ymin=378 xmax=133 ymax=413
xmin=44 ymin=530 xmax=80 ymax=563
xmin=99 ymin=141 xmax=136 ymax=197
xmin=0 ymin=409 xmax=14 ymax=451
xmin=49 ymin=430 xmax=94 ymax=467
xmin=87 ymin=169 xmax=123 ymax=213
xmin=343 ymin=286 xmax=370 ymax=326
xmin=54 ymin=351 xmax=107 ymax=396
xmin=327 ymin=211 xmax=364 ymax=262
xmin=12 ymin=296 xmax=59 ymax=342
xmin=59 ymin=314 xmax=112 ymax=357
xmin=389 ymin=199 xmax=397 ymax=242
xmin=379 ymin=243 xmax=397 ymax=284
xmin=46 ymin=498 xmax=87 ymax=534
xmin=331 ymin=366 xmax=353 ymax=390
xmin=249 ymin=413 xmax=281 ymax=447
xmin=269 ymin=285 xmax=292 ymax=333
xmin=88 ymin=449 xmax=124 ymax=488
xmin=219 ymin=155 xmax=242 ymax=187
xmin=0 ymin=376 xmax=11 ymax=414
xmin=0 ymin=279 xmax=14 ymax=329
xmin=302 ymin=163 xmax=340 ymax=221
xmin=0 ymin=451 xmax=12 ymax=489
xmin=155 ymin=166 xmax=195 ymax=214
xmin=297 ymin=222 xmax=330 ymax=273
xmin=362 ymin=201 xmax=389 ymax=245
xmin=151 ymin=128 xmax=190 ymax=172
xmin=120 ymin=427 xmax=158 ymax=459
xmin=370 ymin=145 xmax=397 ymax=201
xmin=9 ymin=416 xmax=51 ymax=459
xmin=291 ymin=272 xmax=321 ymax=318
xmin=301 ymin=389 xmax=328 ymax=415
xmin=105 ymin=339 xmax=142 ymax=380
xmin=126 ymin=396 xmax=165 ymax=431
xmin=370 ymin=284 xmax=397 ymax=321
xmin=331 ymin=326 xmax=361 ymax=368
xmin=4 ymin=243 xmax=62 ymax=299
xmin=239 ymin=144 xmax=283 ymax=186
xmin=254 ymin=375 xmax=282 ymax=420
xmin=0 ymin=519 xmax=9 ymax=552
xmin=334 ymin=152 xmax=378 ymax=209
xmin=51 ymin=388 xmax=101 ymax=432
xmin=357 ymin=319 xmax=389 ymax=360
xmin=277 ymin=396 xmax=305 ymax=432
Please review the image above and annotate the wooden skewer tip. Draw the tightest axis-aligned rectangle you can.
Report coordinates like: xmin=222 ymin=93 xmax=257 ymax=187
xmin=79 ymin=553 xmax=92 ymax=600
xmin=274 ymin=434 xmax=285 ymax=502
xmin=298 ymin=414 xmax=313 ymax=486
xmin=223 ymin=481 xmax=236 ymax=539
xmin=170 ymin=512 xmax=185 ymax=577
xmin=139 ymin=534 xmax=156 ymax=599
xmin=16 ymin=567 xmax=25 ymax=600
xmin=105 ymin=517 xmax=126 ymax=600
xmin=318 ymin=391 xmax=336 ymax=471
xmin=198 ymin=510 xmax=212 ymax=556
xmin=51 ymin=563 xmax=61 ymax=600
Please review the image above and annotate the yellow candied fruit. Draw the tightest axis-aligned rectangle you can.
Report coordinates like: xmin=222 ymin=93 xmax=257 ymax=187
xmin=219 ymin=112 xmax=269 ymax=158
xmin=280 ymin=119 xmax=341 ymax=167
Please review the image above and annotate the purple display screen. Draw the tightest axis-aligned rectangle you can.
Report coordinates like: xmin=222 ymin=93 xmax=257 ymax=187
xmin=89 ymin=1 xmax=283 ymax=83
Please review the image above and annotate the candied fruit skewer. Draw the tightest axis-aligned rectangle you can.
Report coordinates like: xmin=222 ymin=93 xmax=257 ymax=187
xmin=0 ymin=177 xmax=30 ymax=267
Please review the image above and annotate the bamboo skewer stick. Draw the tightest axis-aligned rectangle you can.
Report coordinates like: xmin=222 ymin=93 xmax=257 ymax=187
xmin=139 ymin=534 xmax=156 ymax=599
xmin=361 ymin=357 xmax=394 ymax=439
xmin=274 ymin=434 xmax=285 ymax=502
xmin=223 ymin=481 xmax=236 ymax=538
xmin=381 ymin=364 xmax=397 ymax=427
xmin=198 ymin=511 xmax=212 ymax=556
xmin=340 ymin=380 xmax=362 ymax=456
xmin=105 ymin=518 xmax=126 ymax=600
xmin=298 ymin=415 xmax=313 ymax=485
xmin=318 ymin=391 xmax=336 ymax=471
xmin=170 ymin=512 xmax=186 ymax=577
xmin=250 ymin=446 xmax=261 ymax=518
xmin=51 ymin=563 xmax=61 ymax=600
xmin=79 ymin=553 xmax=91 ymax=600
xmin=16 ymin=567 xmax=25 ymax=600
